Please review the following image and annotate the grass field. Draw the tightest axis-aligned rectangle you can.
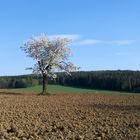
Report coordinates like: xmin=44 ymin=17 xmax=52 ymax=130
xmin=13 ymin=85 xmax=138 ymax=95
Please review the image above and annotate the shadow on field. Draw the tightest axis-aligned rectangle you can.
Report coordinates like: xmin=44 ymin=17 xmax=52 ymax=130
xmin=87 ymin=103 xmax=140 ymax=112
xmin=0 ymin=91 xmax=23 ymax=95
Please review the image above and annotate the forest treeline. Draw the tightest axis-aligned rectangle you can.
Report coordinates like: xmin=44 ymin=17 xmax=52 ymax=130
xmin=0 ymin=70 xmax=140 ymax=93
xmin=0 ymin=75 xmax=40 ymax=89
xmin=56 ymin=71 xmax=140 ymax=93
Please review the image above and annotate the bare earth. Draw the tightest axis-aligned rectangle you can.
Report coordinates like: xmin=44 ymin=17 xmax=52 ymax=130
xmin=0 ymin=91 xmax=139 ymax=140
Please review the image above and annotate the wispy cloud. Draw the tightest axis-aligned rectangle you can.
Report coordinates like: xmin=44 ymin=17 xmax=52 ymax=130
xmin=47 ymin=34 xmax=135 ymax=46
xmin=48 ymin=34 xmax=80 ymax=40
xmin=72 ymin=39 xmax=102 ymax=45
xmin=72 ymin=39 xmax=135 ymax=46
xmin=116 ymin=52 xmax=131 ymax=56
xmin=111 ymin=40 xmax=135 ymax=45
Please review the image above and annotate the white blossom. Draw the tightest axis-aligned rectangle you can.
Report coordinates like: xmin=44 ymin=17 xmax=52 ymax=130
xmin=21 ymin=33 xmax=78 ymax=78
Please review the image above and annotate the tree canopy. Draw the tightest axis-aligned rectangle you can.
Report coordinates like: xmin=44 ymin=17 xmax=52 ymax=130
xmin=21 ymin=33 xmax=77 ymax=94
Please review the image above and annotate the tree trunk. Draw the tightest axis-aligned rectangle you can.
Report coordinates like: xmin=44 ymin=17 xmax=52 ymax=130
xmin=42 ymin=74 xmax=48 ymax=95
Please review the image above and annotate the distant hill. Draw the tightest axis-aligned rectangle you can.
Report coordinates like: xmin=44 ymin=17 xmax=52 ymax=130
xmin=0 ymin=70 xmax=140 ymax=93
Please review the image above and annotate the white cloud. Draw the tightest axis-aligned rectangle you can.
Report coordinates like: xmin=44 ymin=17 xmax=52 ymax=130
xmin=72 ymin=39 xmax=102 ymax=45
xmin=47 ymin=34 xmax=135 ymax=46
xmin=48 ymin=34 xmax=80 ymax=40
xmin=72 ymin=39 xmax=135 ymax=46
xmin=111 ymin=40 xmax=135 ymax=45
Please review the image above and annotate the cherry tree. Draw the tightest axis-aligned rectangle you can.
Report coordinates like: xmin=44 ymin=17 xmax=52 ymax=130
xmin=21 ymin=34 xmax=77 ymax=94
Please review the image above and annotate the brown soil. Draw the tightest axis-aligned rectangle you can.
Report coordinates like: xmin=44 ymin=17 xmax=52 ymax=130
xmin=0 ymin=91 xmax=139 ymax=140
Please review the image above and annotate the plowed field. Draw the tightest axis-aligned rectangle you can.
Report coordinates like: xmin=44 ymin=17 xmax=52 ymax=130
xmin=0 ymin=91 xmax=139 ymax=140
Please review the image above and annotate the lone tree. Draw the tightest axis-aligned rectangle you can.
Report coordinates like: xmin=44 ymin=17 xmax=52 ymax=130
xmin=21 ymin=34 xmax=77 ymax=95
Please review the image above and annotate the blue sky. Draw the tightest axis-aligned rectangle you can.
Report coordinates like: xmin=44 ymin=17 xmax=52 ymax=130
xmin=0 ymin=0 xmax=140 ymax=76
